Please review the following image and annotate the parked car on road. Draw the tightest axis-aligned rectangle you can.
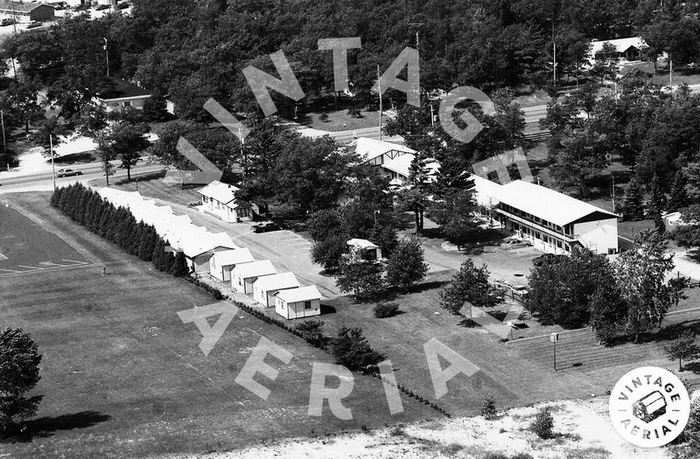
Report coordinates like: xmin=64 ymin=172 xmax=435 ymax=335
xmin=57 ymin=169 xmax=82 ymax=178
xmin=252 ymin=222 xmax=282 ymax=233
xmin=1 ymin=18 xmax=16 ymax=27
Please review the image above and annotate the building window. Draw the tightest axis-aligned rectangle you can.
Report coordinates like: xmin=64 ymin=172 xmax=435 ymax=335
xmin=304 ymin=301 xmax=312 ymax=310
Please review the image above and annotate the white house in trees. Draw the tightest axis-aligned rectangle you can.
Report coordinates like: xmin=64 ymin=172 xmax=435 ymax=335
xmin=232 ymin=260 xmax=276 ymax=294
xmin=209 ymin=248 xmax=255 ymax=282
xmin=253 ymin=272 xmax=300 ymax=307
xmin=275 ymin=286 xmax=322 ymax=320
xmin=198 ymin=180 xmax=251 ymax=223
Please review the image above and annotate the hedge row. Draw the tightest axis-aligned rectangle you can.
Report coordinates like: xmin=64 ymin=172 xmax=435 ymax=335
xmin=51 ymin=183 xmax=188 ymax=276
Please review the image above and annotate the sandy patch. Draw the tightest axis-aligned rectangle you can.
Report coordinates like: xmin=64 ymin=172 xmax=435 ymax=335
xmin=198 ymin=398 xmax=669 ymax=458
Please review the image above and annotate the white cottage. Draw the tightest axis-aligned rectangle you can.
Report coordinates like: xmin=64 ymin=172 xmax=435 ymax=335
xmin=275 ymin=286 xmax=322 ymax=320
xmin=231 ymin=260 xmax=276 ymax=294
xmin=198 ymin=180 xmax=251 ymax=223
xmin=209 ymin=248 xmax=255 ymax=282
xmin=181 ymin=232 xmax=238 ymax=273
xmin=253 ymin=272 xmax=300 ymax=307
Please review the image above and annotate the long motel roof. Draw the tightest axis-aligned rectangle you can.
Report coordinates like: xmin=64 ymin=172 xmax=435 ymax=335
xmin=495 ymin=180 xmax=619 ymax=227
xmin=235 ymin=260 xmax=276 ymax=279
xmin=254 ymin=272 xmax=300 ymax=292
xmin=276 ymin=285 xmax=322 ymax=303
xmin=212 ymin=248 xmax=255 ymax=267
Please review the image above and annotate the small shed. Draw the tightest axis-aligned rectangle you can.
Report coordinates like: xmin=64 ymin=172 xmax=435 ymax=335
xmin=253 ymin=272 xmax=300 ymax=307
xmin=347 ymin=238 xmax=382 ymax=261
xmin=232 ymin=260 xmax=276 ymax=294
xmin=182 ymin=232 xmax=237 ymax=273
xmin=209 ymin=248 xmax=254 ymax=282
xmin=275 ymin=286 xmax=322 ymax=320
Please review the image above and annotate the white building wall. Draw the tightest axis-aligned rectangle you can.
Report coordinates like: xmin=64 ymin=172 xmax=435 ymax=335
xmin=573 ymin=218 xmax=618 ymax=254
xmin=275 ymin=297 xmax=321 ymax=319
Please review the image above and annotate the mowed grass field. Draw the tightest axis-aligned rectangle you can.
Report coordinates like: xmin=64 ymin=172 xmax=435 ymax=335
xmin=0 ymin=204 xmax=91 ymax=276
xmin=0 ymin=193 xmax=437 ymax=457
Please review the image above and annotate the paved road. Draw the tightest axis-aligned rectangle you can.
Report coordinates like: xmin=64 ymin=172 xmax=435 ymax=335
xmin=0 ymin=163 xmax=164 ymax=193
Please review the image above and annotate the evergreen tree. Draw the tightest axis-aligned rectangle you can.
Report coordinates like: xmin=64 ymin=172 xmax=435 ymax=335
xmin=170 ymin=252 xmax=189 ymax=277
xmin=440 ymin=259 xmax=491 ymax=314
xmin=0 ymin=328 xmax=43 ymax=431
xmin=623 ymin=178 xmax=644 ymax=221
xmin=162 ymin=250 xmax=175 ymax=273
xmin=669 ymin=171 xmax=690 ymax=212
xmin=152 ymin=238 xmax=166 ymax=271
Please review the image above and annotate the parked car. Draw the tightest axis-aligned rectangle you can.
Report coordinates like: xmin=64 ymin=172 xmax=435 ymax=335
xmin=532 ymin=253 xmax=566 ymax=268
xmin=252 ymin=222 xmax=282 ymax=233
xmin=56 ymin=168 xmax=82 ymax=178
xmin=96 ymin=4 xmax=110 ymax=10
xmin=1 ymin=18 xmax=16 ymax=27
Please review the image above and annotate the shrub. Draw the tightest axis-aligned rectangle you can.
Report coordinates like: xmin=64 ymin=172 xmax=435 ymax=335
xmin=331 ymin=327 xmax=384 ymax=374
xmin=481 ymin=395 xmax=498 ymax=420
xmin=385 ymin=237 xmax=428 ymax=291
xmin=530 ymin=407 xmax=554 ymax=439
xmin=374 ymin=302 xmax=400 ymax=318
xmin=295 ymin=320 xmax=329 ymax=348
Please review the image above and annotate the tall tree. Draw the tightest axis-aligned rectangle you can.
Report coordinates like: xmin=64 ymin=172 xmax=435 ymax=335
xmin=385 ymin=237 xmax=428 ymax=291
xmin=615 ymin=231 xmax=684 ymax=342
xmin=665 ymin=330 xmax=700 ymax=371
xmin=623 ymin=178 xmax=645 ymax=221
xmin=0 ymin=328 xmax=43 ymax=432
xmin=440 ymin=259 xmax=491 ymax=314
xmin=669 ymin=171 xmax=690 ymax=212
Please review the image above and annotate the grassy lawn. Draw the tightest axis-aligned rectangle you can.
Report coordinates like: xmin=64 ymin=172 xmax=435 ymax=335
xmin=88 ymin=176 xmax=201 ymax=207
xmin=0 ymin=193 xmax=437 ymax=456
xmin=305 ymin=109 xmax=388 ymax=132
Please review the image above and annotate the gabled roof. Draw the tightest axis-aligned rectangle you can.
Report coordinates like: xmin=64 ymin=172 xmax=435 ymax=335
xmin=353 ymin=137 xmax=415 ymax=162
xmin=234 ymin=260 xmax=276 ymax=279
xmin=276 ymin=285 xmax=322 ymax=303
xmin=495 ymin=180 xmax=618 ymax=226
xmin=198 ymin=180 xmax=240 ymax=204
xmin=590 ymin=37 xmax=647 ymax=56
xmin=255 ymin=272 xmax=299 ymax=292
xmin=182 ymin=231 xmax=237 ymax=258
xmin=347 ymin=238 xmax=378 ymax=249
xmin=212 ymin=248 xmax=254 ymax=267
xmin=0 ymin=1 xmax=49 ymax=13
xmin=470 ymin=174 xmax=504 ymax=207
xmin=97 ymin=78 xmax=151 ymax=101
xmin=382 ymin=154 xmax=440 ymax=180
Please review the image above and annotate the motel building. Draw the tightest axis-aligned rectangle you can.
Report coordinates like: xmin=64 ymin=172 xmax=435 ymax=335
xmin=475 ymin=178 xmax=619 ymax=255
xmin=232 ymin=259 xmax=277 ymax=294
xmin=274 ymin=285 xmax=323 ymax=320
xmin=253 ymin=272 xmax=300 ymax=307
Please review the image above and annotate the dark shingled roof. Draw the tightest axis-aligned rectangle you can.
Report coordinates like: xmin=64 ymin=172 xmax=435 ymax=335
xmin=0 ymin=1 xmax=50 ymax=13
xmin=97 ymin=78 xmax=151 ymax=100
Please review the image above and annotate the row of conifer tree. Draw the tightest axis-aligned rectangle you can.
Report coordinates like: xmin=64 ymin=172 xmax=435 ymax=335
xmin=51 ymin=183 xmax=189 ymax=276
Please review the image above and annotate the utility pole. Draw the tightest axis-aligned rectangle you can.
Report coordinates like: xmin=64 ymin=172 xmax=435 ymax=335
xmin=377 ymin=64 xmax=383 ymax=141
xmin=669 ymin=52 xmax=673 ymax=88
xmin=430 ymin=103 xmax=435 ymax=127
xmin=612 ymin=174 xmax=616 ymax=214
xmin=50 ymin=134 xmax=56 ymax=191
xmin=1 ymin=110 xmax=6 ymax=154
xmin=103 ymin=38 xmax=110 ymax=78
xmin=553 ymin=41 xmax=557 ymax=84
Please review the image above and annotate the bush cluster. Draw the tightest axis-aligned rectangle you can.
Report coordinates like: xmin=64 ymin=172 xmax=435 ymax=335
xmin=374 ymin=302 xmax=400 ymax=318
xmin=51 ymin=183 xmax=188 ymax=276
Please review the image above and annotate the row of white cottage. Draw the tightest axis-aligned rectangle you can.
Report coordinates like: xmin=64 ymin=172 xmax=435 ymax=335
xmin=97 ymin=187 xmax=322 ymax=320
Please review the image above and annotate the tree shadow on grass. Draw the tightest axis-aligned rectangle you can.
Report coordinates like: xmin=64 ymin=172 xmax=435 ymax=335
xmin=0 ymin=411 xmax=111 ymax=443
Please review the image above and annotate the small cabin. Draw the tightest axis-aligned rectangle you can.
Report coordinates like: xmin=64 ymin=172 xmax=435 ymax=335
xmin=275 ymin=286 xmax=322 ymax=320
xmin=347 ymin=238 xmax=382 ymax=262
xmin=209 ymin=248 xmax=254 ymax=282
xmin=231 ymin=260 xmax=276 ymax=294
xmin=253 ymin=272 xmax=300 ymax=307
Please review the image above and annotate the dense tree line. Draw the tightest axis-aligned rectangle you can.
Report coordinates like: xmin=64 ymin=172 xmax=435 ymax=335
xmin=4 ymin=0 xmax=688 ymax=123
xmin=50 ymin=183 xmax=189 ymax=276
